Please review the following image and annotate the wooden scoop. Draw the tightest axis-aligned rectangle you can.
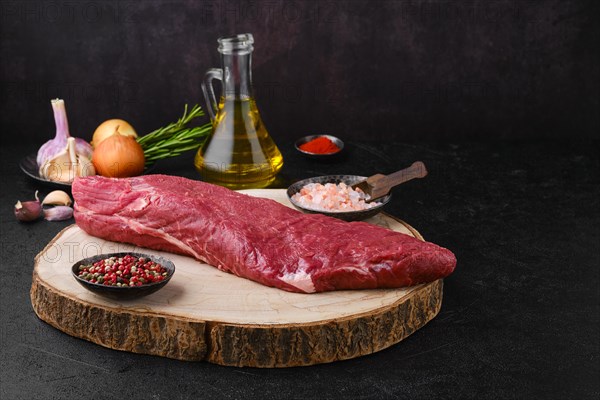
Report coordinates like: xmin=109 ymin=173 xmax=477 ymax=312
xmin=352 ymin=161 xmax=428 ymax=202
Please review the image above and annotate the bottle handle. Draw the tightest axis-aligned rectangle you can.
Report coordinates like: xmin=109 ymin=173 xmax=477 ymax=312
xmin=201 ymin=68 xmax=222 ymax=122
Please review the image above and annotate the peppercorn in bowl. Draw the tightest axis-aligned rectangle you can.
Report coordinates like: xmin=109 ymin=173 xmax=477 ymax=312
xmin=295 ymin=135 xmax=344 ymax=158
xmin=71 ymin=252 xmax=175 ymax=300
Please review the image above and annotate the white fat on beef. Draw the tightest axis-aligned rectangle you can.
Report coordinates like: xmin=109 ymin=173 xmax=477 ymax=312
xmin=129 ymin=196 xmax=150 ymax=211
xmin=279 ymin=269 xmax=316 ymax=293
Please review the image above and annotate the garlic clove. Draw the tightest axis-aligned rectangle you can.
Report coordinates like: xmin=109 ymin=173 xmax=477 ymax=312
xmin=77 ymin=156 xmax=96 ymax=178
xmin=43 ymin=206 xmax=74 ymax=221
xmin=15 ymin=191 xmax=42 ymax=222
xmin=42 ymin=190 xmax=72 ymax=206
xmin=39 ymin=137 xmax=95 ymax=182
xmin=39 ymin=142 xmax=73 ymax=182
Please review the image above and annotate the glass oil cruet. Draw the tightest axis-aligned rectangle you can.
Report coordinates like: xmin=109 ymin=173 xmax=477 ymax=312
xmin=194 ymin=33 xmax=283 ymax=189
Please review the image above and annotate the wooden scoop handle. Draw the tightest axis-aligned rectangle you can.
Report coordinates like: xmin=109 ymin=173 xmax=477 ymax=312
xmin=381 ymin=161 xmax=428 ymax=188
xmin=363 ymin=161 xmax=428 ymax=201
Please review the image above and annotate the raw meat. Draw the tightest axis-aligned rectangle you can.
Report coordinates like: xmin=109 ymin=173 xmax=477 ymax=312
xmin=72 ymin=175 xmax=456 ymax=293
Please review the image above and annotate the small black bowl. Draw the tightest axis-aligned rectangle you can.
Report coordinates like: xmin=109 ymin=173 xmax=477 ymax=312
xmin=71 ymin=252 xmax=175 ymax=300
xmin=287 ymin=175 xmax=391 ymax=221
xmin=294 ymin=135 xmax=344 ymax=158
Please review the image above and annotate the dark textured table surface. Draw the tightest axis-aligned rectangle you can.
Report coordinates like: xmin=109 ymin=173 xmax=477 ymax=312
xmin=1 ymin=140 xmax=598 ymax=400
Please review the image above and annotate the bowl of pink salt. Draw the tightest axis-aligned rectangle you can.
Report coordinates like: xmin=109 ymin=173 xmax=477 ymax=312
xmin=286 ymin=175 xmax=391 ymax=221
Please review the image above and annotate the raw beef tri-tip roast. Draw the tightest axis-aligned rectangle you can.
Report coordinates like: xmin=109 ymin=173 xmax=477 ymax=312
xmin=72 ymin=175 xmax=456 ymax=293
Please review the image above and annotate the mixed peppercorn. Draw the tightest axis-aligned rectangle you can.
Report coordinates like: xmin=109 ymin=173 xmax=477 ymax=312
xmin=77 ymin=255 xmax=168 ymax=287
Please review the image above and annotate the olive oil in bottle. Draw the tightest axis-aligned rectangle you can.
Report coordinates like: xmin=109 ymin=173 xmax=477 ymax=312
xmin=194 ymin=96 xmax=283 ymax=188
xmin=195 ymin=33 xmax=284 ymax=189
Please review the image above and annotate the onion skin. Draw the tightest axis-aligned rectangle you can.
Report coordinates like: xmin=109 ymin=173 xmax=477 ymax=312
xmin=92 ymin=119 xmax=137 ymax=148
xmin=92 ymin=133 xmax=145 ymax=178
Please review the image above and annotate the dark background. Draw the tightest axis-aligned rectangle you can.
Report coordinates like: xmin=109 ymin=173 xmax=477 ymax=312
xmin=1 ymin=0 xmax=599 ymax=147
xmin=1 ymin=2 xmax=599 ymax=399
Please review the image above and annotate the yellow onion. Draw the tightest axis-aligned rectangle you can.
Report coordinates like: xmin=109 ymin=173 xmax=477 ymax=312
xmin=92 ymin=128 xmax=145 ymax=178
xmin=91 ymin=119 xmax=137 ymax=148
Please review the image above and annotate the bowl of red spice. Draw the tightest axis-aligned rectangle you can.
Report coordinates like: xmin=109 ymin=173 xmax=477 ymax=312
xmin=295 ymin=135 xmax=344 ymax=157
xmin=71 ymin=252 xmax=175 ymax=300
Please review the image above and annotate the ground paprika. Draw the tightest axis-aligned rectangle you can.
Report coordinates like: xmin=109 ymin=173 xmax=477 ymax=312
xmin=299 ymin=136 xmax=340 ymax=154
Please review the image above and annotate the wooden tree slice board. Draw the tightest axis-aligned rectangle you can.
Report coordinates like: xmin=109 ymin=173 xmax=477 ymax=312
xmin=31 ymin=189 xmax=443 ymax=368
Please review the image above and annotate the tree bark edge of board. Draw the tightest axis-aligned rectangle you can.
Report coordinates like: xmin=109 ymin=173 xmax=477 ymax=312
xmin=30 ymin=272 xmax=443 ymax=367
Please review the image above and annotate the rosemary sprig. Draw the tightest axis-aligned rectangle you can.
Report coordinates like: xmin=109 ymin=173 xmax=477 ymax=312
xmin=137 ymin=104 xmax=212 ymax=166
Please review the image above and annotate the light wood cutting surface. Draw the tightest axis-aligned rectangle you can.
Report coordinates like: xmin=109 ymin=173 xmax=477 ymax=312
xmin=30 ymin=189 xmax=442 ymax=367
